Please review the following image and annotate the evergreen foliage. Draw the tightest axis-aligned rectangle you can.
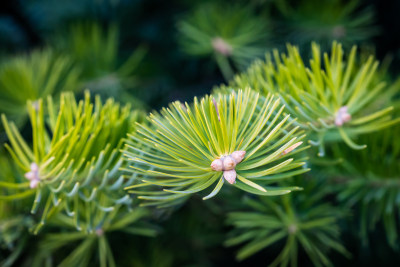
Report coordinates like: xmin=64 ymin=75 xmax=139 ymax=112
xmin=54 ymin=23 xmax=147 ymax=103
xmin=0 ymin=49 xmax=80 ymax=124
xmin=0 ymin=0 xmax=400 ymax=265
xmin=177 ymin=3 xmax=270 ymax=80
xmin=0 ymin=155 xmax=34 ymax=267
xmin=1 ymin=91 xmax=142 ymax=233
xmin=329 ymin=124 xmax=400 ymax=248
xmin=275 ymin=0 xmax=377 ymax=50
xmin=124 ymin=89 xmax=309 ymax=207
xmin=227 ymin=42 xmax=400 ymax=155
xmin=226 ymin=177 xmax=349 ymax=266
xmin=32 ymin=207 xmax=157 ymax=267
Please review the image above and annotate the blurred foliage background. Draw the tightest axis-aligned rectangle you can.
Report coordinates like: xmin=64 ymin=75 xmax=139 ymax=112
xmin=1 ymin=0 xmax=400 ymax=266
xmin=2 ymin=0 xmax=399 ymax=110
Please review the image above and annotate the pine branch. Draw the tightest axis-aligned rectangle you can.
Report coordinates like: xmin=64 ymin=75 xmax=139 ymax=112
xmin=328 ymin=123 xmax=400 ymax=248
xmin=226 ymin=42 xmax=400 ymax=155
xmin=177 ymin=3 xmax=270 ymax=80
xmin=1 ymin=91 xmax=143 ymax=234
xmin=225 ymin=176 xmax=350 ymax=266
xmin=276 ymin=0 xmax=377 ymax=50
xmin=54 ymin=22 xmax=147 ymax=103
xmin=0 ymin=49 xmax=81 ymax=125
xmin=123 ymin=88 xmax=309 ymax=207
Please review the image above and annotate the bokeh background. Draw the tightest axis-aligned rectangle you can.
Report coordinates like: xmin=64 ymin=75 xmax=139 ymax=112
xmin=1 ymin=0 xmax=399 ymax=109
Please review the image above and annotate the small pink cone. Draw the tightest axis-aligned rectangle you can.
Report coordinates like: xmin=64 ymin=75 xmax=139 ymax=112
xmin=24 ymin=162 xmax=40 ymax=189
xmin=24 ymin=171 xmax=35 ymax=181
xmin=222 ymin=156 xmax=236 ymax=171
xmin=231 ymin=151 xmax=246 ymax=164
xmin=223 ymin=170 xmax=237 ymax=184
xmin=211 ymin=158 xmax=223 ymax=171
xmin=211 ymin=37 xmax=233 ymax=56
xmin=335 ymin=106 xmax=351 ymax=126
xmin=30 ymin=179 xmax=40 ymax=189
xmin=96 ymin=228 xmax=104 ymax=236
xmin=30 ymin=163 xmax=39 ymax=172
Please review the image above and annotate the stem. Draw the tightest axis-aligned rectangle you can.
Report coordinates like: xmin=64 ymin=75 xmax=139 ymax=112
xmin=215 ymin=53 xmax=234 ymax=81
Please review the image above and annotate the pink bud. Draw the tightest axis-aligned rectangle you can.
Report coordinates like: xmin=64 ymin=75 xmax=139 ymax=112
xmin=25 ymin=162 xmax=40 ymax=188
xmin=342 ymin=113 xmax=351 ymax=122
xmin=30 ymin=163 xmax=39 ymax=172
xmin=338 ymin=106 xmax=348 ymax=113
xmin=30 ymin=179 xmax=39 ymax=189
xmin=231 ymin=151 xmax=246 ymax=164
xmin=223 ymin=156 xmax=236 ymax=171
xmin=211 ymin=158 xmax=223 ymax=171
xmin=211 ymin=37 xmax=233 ymax=56
xmin=24 ymin=171 xmax=35 ymax=181
xmin=335 ymin=106 xmax=351 ymax=126
xmin=223 ymin=170 xmax=237 ymax=184
xmin=335 ymin=117 xmax=343 ymax=126
xmin=96 ymin=228 xmax=104 ymax=236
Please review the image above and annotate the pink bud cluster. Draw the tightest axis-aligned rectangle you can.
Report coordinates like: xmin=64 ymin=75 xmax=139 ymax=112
xmin=211 ymin=151 xmax=246 ymax=184
xmin=335 ymin=106 xmax=351 ymax=126
xmin=96 ymin=228 xmax=104 ymax=236
xmin=24 ymin=163 xmax=40 ymax=189
xmin=211 ymin=37 xmax=233 ymax=56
